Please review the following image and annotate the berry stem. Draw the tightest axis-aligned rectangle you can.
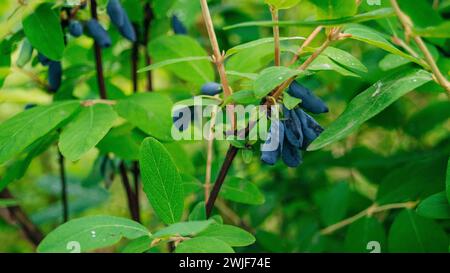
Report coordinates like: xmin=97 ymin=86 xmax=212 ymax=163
xmin=58 ymin=151 xmax=69 ymax=223
xmin=390 ymin=0 xmax=450 ymax=94
xmin=89 ymin=0 xmax=107 ymax=100
xmin=143 ymin=2 xmax=153 ymax=92
xmin=270 ymin=6 xmax=281 ymax=66
xmin=0 ymin=188 xmax=44 ymax=247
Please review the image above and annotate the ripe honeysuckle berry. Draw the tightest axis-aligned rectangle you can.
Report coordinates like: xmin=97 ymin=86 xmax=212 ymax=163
xmin=295 ymin=108 xmax=324 ymax=150
xmin=171 ymin=15 xmax=188 ymax=35
xmin=69 ymin=20 xmax=83 ymax=37
xmin=37 ymin=53 xmax=50 ymax=66
xmin=48 ymin=61 xmax=62 ymax=92
xmin=86 ymin=19 xmax=112 ymax=48
xmin=16 ymin=38 xmax=33 ymax=68
xmin=107 ymin=0 xmax=136 ymax=42
xmin=107 ymin=0 xmax=125 ymax=27
xmin=288 ymin=81 xmax=329 ymax=114
xmin=283 ymin=106 xmax=303 ymax=148
xmin=119 ymin=13 xmax=137 ymax=42
xmin=261 ymin=120 xmax=285 ymax=165
xmin=281 ymin=135 xmax=303 ymax=168
xmin=201 ymin=82 xmax=223 ymax=96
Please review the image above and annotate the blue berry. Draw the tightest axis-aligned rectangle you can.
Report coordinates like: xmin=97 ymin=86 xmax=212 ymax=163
xmin=261 ymin=120 xmax=284 ymax=165
xmin=38 ymin=53 xmax=50 ymax=66
xmin=107 ymin=0 xmax=125 ymax=27
xmin=48 ymin=61 xmax=62 ymax=92
xmin=288 ymin=81 xmax=329 ymax=114
xmin=86 ymin=19 xmax=112 ymax=48
xmin=295 ymin=109 xmax=324 ymax=150
xmin=172 ymin=15 xmax=188 ymax=35
xmin=281 ymin=135 xmax=303 ymax=168
xmin=283 ymin=107 xmax=303 ymax=148
xmin=69 ymin=20 xmax=83 ymax=37
xmin=201 ymin=82 xmax=223 ymax=96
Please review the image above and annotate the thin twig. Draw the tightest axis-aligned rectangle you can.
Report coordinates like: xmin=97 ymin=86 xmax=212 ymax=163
xmin=288 ymin=26 xmax=323 ymax=66
xmin=58 ymin=150 xmax=68 ymax=223
xmin=199 ymin=0 xmax=232 ymax=99
xmin=0 ymin=188 xmax=43 ymax=247
xmin=205 ymin=146 xmax=238 ymax=217
xmin=204 ymin=105 xmax=218 ymax=203
xmin=143 ymin=2 xmax=153 ymax=91
xmin=270 ymin=6 xmax=281 ymax=66
xmin=90 ymin=0 xmax=107 ymax=99
xmin=390 ymin=0 xmax=450 ymax=93
xmin=320 ymin=201 xmax=418 ymax=235
xmin=118 ymin=162 xmax=140 ymax=222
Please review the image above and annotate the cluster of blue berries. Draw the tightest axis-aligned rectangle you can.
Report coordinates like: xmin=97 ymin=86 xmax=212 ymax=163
xmin=261 ymin=81 xmax=328 ymax=168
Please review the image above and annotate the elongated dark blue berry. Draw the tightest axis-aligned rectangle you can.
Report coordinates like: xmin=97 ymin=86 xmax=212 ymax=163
xmin=201 ymin=82 xmax=223 ymax=96
xmin=288 ymin=81 xmax=329 ymax=114
xmin=283 ymin=107 xmax=303 ymax=148
xmin=119 ymin=13 xmax=137 ymax=42
xmin=172 ymin=15 xmax=188 ymax=35
xmin=69 ymin=20 xmax=83 ymax=37
xmin=38 ymin=53 xmax=50 ymax=66
xmin=107 ymin=0 xmax=125 ymax=27
xmin=48 ymin=61 xmax=62 ymax=92
xmin=295 ymin=109 xmax=324 ymax=150
xmin=86 ymin=19 xmax=112 ymax=48
xmin=281 ymin=135 xmax=303 ymax=168
xmin=261 ymin=120 xmax=284 ymax=165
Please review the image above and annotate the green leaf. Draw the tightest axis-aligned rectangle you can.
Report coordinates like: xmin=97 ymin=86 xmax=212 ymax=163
xmin=139 ymin=137 xmax=184 ymax=225
xmin=0 ymin=132 xmax=57 ymax=191
xmin=220 ymin=177 xmax=265 ymax=205
xmin=121 ymin=236 xmax=152 ymax=253
xmin=376 ymin=157 xmax=447 ymax=205
xmin=404 ymin=101 xmax=450 ymax=139
xmin=283 ymin=92 xmax=302 ymax=110
xmin=321 ymin=47 xmax=368 ymax=73
xmin=97 ymin=124 xmax=145 ymax=161
xmin=225 ymin=37 xmax=305 ymax=58
xmin=416 ymin=192 xmax=450 ymax=219
xmin=0 ymin=101 xmax=80 ymax=164
xmin=253 ymin=66 xmax=303 ymax=98
xmin=343 ymin=24 xmax=422 ymax=66
xmin=115 ymin=93 xmax=173 ymax=141
xmin=198 ymin=224 xmax=256 ymax=247
xmin=413 ymin=22 xmax=450 ymax=38
xmin=138 ymin=56 xmax=211 ymax=73
xmin=379 ymin=54 xmax=410 ymax=71
xmin=224 ymin=8 xmax=394 ymax=30
xmin=317 ymin=182 xmax=350 ymax=226
xmin=175 ymin=237 xmax=234 ymax=253
xmin=308 ymin=68 xmax=432 ymax=151
xmin=344 ymin=217 xmax=386 ymax=253
xmin=37 ymin=216 xmax=150 ymax=253
xmin=59 ymin=104 xmax=117 ymax=161
xmin=22 ymin=4 xmax=64 ymax=60
xmin=148 ymin=35 xmax=214 ymax=85
xmin=153 ymin=220 xmax=214 ymax=239
xmin=265 ymin=0 xmax=300 ymax=9
xmin=308 ymin=55 xmax=360 ymax=77
xmin=388 ymin=210 xmax=448 ymax=253
xmin=227 ymin=90 xmax=259 ymax=105
xmin=189 ymin=202 xmax=206 ymax=221
xmin=313 ymin=0 xmax=357 ymax=19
